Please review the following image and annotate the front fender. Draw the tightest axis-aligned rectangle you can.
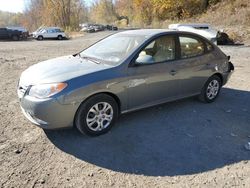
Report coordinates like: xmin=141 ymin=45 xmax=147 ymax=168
xmin=57 ymin=77 xmax=128 ymax=112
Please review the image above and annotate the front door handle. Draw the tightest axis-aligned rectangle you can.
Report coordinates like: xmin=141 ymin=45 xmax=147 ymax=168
xmin=170 ymin=70 xmax=177 ymax=75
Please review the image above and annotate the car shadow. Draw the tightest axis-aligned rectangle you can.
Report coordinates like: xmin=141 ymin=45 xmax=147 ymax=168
xmin=45 ymin=88 xmax=250 ymax=176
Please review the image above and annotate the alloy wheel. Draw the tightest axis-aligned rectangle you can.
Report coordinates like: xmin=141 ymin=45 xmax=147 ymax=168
xmin=206 ymin=80 xmax=220 ymax=100
xmin=86 ymin=102 xmax=113 ymax=131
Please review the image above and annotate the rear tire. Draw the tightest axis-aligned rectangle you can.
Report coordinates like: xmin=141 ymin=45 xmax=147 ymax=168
xmin=57 ymin=35 xmax=63 ymax=40
xmin=75 ymin=94 xmax=118 ymax=136
xmin=37 ymin=35 xmax=43 ymax=41
xmin=12 ymin=35 xmax=19 ymax=41
xmin=199 ymin=75 xmax=222 ymax=103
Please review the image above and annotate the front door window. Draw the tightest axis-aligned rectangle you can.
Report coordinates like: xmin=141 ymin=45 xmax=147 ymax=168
xmin=136 ymin=36 xmax=176 ymax=64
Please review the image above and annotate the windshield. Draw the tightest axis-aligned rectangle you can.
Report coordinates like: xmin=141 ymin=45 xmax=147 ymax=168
xmin=80 ymin=34 xmax=146 ymax=66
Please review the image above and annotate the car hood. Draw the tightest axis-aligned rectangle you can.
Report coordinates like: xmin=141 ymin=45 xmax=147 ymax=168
xmin=32 ymin=31 xmax=39 ymax=35
xmin=19 ymin=55 xmax=111 ymax=86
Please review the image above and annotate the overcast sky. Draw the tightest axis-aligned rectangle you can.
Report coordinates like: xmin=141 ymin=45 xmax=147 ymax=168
xmin=0 ymin=0 xmax=26 ymax=13
xmin=0 ymin=0 xmax=93 ymax=13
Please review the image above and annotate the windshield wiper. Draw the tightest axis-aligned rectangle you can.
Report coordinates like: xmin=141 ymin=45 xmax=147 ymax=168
xmin=79 ymin=54 xmax=100 ymax=64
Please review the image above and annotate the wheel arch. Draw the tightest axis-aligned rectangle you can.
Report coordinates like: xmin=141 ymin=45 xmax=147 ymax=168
xmin=201 ymin=72 xmax=223 ymax=92
xmin=76 ymin=91 xmax=121 ymax=114
xmin=199 ymin=72 xmax=223 ymax=103
xmin=212 ymin=72 xmax=223 ymax=85
xmin=73 ymin=91 xmax=122 ymax=128
xmin=100 ymin=92 xmax=121 ymax=113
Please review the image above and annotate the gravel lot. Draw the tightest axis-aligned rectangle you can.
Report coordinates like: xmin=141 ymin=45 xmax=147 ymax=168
xmin=0 ymin=31 xmax=250 ymax=187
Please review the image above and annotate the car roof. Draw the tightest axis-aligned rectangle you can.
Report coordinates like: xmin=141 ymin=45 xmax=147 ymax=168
xmin=120 ymin=29 xmax=175 ymax=36
xmin=119 ymin=29 xmax=203 ymax=37
xmin=43 ymin=27 xmax=61 ymax=30
xmin=7 ymin=26 xmax=25 ymax=29
xmin=169 ymin=23 xmax=211 ymax=28
xmin=118 ymin=29 xmax=214 ymax=44
xmin=7 ymin=26 xmax=27 ymax=30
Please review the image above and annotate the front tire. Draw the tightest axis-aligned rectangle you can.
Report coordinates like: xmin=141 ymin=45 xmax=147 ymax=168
xmin=37 ymin=35 xmax=43 ymax=40
xmin=199 ymin=75 xmax=222 ymax=103
xmin=75 ymin=94 xmax=118 ymax=136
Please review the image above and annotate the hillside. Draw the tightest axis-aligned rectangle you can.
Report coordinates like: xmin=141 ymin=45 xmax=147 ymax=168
xmin=155 ymin=0 xmax=249 ymax=42
xmin=0 ymin=0 xmax=249 ymax=42
xmin=190 ymin=0 xmax=250 ymax=42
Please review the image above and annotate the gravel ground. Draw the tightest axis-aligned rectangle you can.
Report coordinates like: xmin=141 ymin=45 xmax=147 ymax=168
xmin=0 ymin=31 xmax=250 ymax=187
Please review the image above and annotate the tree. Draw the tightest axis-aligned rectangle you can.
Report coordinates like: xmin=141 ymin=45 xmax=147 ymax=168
xmin=90 ymin=0 xmax=117 ymax=24
xmin=115 ymin=0 xmax=133 ymax=25
xmin=0 ymin=0 xmax=222 ymax=30
xmin=133 ymin=0 xmax=153 ymax=26
xmin=22 ymin=0 xmax=87 ymax=30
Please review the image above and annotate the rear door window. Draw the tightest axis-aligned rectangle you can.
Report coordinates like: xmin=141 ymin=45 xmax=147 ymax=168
xmin=179 ymin=36 xmax=205 ymax=58
xmin=55 ymin=29 xmax=62 ymax=33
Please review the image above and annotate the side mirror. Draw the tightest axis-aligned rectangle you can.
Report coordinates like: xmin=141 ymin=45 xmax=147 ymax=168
xmin=135 ymin=51 xmax=154 ymax=64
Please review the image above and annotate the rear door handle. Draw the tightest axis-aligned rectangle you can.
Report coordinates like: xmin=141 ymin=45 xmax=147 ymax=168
xmin=170 ymin=70 xmax=177 ymax=75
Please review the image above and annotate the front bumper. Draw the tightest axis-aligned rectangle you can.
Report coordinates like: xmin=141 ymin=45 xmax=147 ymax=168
xmin=19 ymin=95 xmax=80 ymax=129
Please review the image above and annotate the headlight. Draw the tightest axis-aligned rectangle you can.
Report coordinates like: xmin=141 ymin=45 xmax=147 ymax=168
xmin=28 ymin=83 xmax=67 ymax=99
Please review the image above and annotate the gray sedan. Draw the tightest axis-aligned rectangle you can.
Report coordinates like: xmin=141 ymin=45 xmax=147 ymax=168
xmin=18 ymin=29 xmax=234 ymax=136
